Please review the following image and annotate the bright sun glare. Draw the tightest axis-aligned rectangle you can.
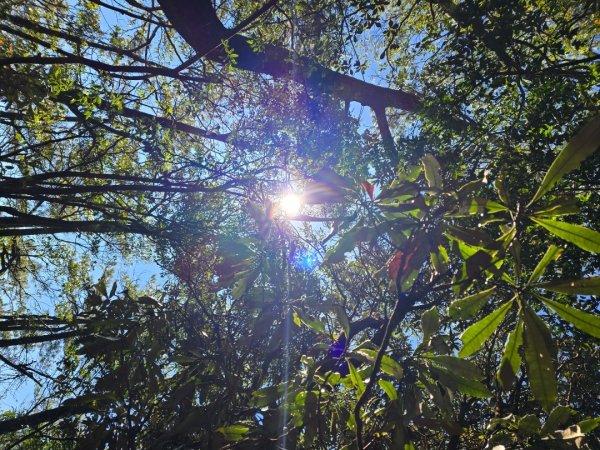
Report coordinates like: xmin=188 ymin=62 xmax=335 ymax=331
xmin=279 ymin=193 xmax=303 ymax=217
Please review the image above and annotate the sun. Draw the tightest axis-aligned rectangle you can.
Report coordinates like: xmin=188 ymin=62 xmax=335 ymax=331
xmin=279 ymin=193 xmax=303 ymax=217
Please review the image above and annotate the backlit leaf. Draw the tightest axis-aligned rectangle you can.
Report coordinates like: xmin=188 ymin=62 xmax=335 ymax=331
xmin=528 ymin=245 xmax=563 ymax=285
xmin=529 ymin=115 xmax=600 ymax=205
xmin=537 ymin=294 xmax=600 ymax=338
xmin=421 ymin=153 xmax=443 ymax=188
xmin=497 ymin=321 xmax=523 ymax=389
xmin=378 ymin=379 xmax=398 ymax=400
xmin=347 ymin=360 xmax=365 ymax=396
xmin=459 ymin=299 xmax=513 ymax=358
xmin=449 ymin=286 xmax=496 ymax=319
xmin=531 ymin=218 xmax=600 ymax=254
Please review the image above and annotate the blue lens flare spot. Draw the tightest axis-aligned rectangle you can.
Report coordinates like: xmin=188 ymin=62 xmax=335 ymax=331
xmin=289 ymin=247 xmax=321 ymax=272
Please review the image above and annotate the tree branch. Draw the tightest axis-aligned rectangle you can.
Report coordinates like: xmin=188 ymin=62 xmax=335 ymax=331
xmin=157 ymin=0 xmax=422 ymax=112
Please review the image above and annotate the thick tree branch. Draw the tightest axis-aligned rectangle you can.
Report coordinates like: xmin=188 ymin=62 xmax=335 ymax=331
xmin=374 ymin=107 xmax=398 ymax=168
xmin=0 ymin=401 xmax=97 ymax=434
xmin=157 ymin=0 xmax=422 ymax=112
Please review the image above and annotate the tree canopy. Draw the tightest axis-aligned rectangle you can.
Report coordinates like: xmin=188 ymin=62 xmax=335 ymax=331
xmin=0 ymin=0 xmax=599 ymax=448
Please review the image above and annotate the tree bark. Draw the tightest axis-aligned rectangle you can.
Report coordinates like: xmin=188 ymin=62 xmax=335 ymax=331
xmin=156 ymin=0 xmax=422 ymax=113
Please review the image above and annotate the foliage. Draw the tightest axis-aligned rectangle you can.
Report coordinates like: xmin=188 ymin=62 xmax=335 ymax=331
xmin=0 ymin=0 xmax=599 ymax=449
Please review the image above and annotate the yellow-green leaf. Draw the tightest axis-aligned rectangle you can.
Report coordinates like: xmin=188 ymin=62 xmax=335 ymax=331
xmin=421 ymin=153 xmax=442 ymax=188
xmin=217 ymin=424 xmax=250 ymax=441
xmin=347 ymin=360 xmax=365 ymax=396
xmin=537 ymin=294 xmax=600 ymax=338
xmin=421 ymin=307 xmax=439 ymax=341
xmin=497 ymin=321 xmax=523 ymax=389
xmin=459 ymin=299 xmax=513 ymax=357
xmin=528 ymin=245 xmax=563 ymax=285
xmin=378 ymin=379 xmax=398 ymax=400
xmin=449 ymin=286 xmax=496 ymax=319
xmin=531 ymin=218 xmax=600 ymax=254
xmin=356 ymin=349 xmax=404 ymax=380
xmin=529 ymin=115 xmax=600 ymax=205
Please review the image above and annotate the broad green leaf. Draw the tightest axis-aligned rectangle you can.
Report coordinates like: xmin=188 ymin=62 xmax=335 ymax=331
xmin=421 ymin=153 xmax=442 ymax=188
xmin=494 ymin=171 xmax=511 ymax=206
xmin=347 ymin=360 xmax=365 ymax=396
xmin=356 ymin=349 xmax=404 ymax=380
xmin=217 ymin=424 xmax=250 ymax=441
xmin=536 ymin=276 xmax=600 ymax=295
xmin=528 ymin=245 xmax=563 ymax=285
xmin=531 ymin=218 xmax=600 ymax=253
xmin=429 ymin=366 xmax=492 ymax=398
xmin=537 ymin=294 xmax=600 ymax=338
xmin=449 ymin=286 xmax=496 ymax=319
xmin=333 ymin=304 xmax=350 ymax=337
xmin=430 ymin=245 xmax=449 ymax=274
xmin=459 ymin=299 xmax=513 ymax=357
xmin=455 ymin=197 xmax=508 ymax=217
xmin=532 ymin=197 xmax=580 ymax=218
xmin=421 ymin=307 xmax=439 ymax=342
xmin=577 ymin=417 xmax=600 ymax=433
xmin=292 ymin=309 xmax=326 ymax=334
xmin=541 ymin=406 xmax=572 ymax=436
xmin=523 ymin=307 xmax=557 ymax=412
xmin=529 ymin=115 xmax=600 ymax=205
xmin=497 ymin=321 xmax=523 ymax=389
xmin=378 ymin=379 xmax=398 ymax=400
xmin=428 ymin=355 xmax=484 ymax=380
xmin=518 ymin=415 xmax=541 ymax=435
xmin=324 ymin=227 xmax=359 ymax=264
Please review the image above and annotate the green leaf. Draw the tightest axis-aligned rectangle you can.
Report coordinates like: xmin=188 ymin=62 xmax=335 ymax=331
xmin=577 ymin=417 xmax=600 ymax=433
xmin=523 ymin=307 xmax=557 ymax=412
xmin=333 ymin=304 xmax=350 ymax=337
xmin=449 ymin=286 xmax=496 ymax=319
xmin=428 ymin=355 xmax=484 ymax=380
xmin=529 ymin=115 xmax=600 ymax=205
xmin=536 ymin=276 xmax=600 ymax=295
xmin=429 ymin=366 xmax=492 ymax=398
xmin=356 ymin=349 xmax=404 ymax=380
xmin=541 ymin=406 xmax=572 ymax=436
xmin=292 ymin=308 xmax=326 ymax=334
xmin=528 ymin=245 xmax=563 ymax=285
xmin=531 ymin=197 xmax=580 ymax=217
xmin=531 ymin=218 xmax=600 ymax=253
xmin=324 ymin=227 xmax=359 ymax=264
xmin=455 ymin=197 xmax=509 ymax=216
xmin=347 ymin=361 xmax=365 ymax=396
xmin=430 ymin=245 xmax=449 ymax=275
xmin=537 ymin=294 xmax=600 ymax=338
xmin=497 ymin=321 xmax=523 ymax=389
xmin=217 ymin=424 xmax=250 ymax=441
xmin=518 ymin=414 xmax=541 ymax=435
xmin=459 ymin=299 xmax=513 ymax=357
xmin=421 ymin=307 xmax=439 ymax=341
xmin=421 ymin=153 xmax=443 ymax=188
xmin=378 ymin=379 xmax=398 ymax=400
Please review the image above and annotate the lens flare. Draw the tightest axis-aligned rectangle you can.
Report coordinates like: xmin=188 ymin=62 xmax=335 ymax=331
xmin=279 ymin=193 xmax=303 ymax=217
